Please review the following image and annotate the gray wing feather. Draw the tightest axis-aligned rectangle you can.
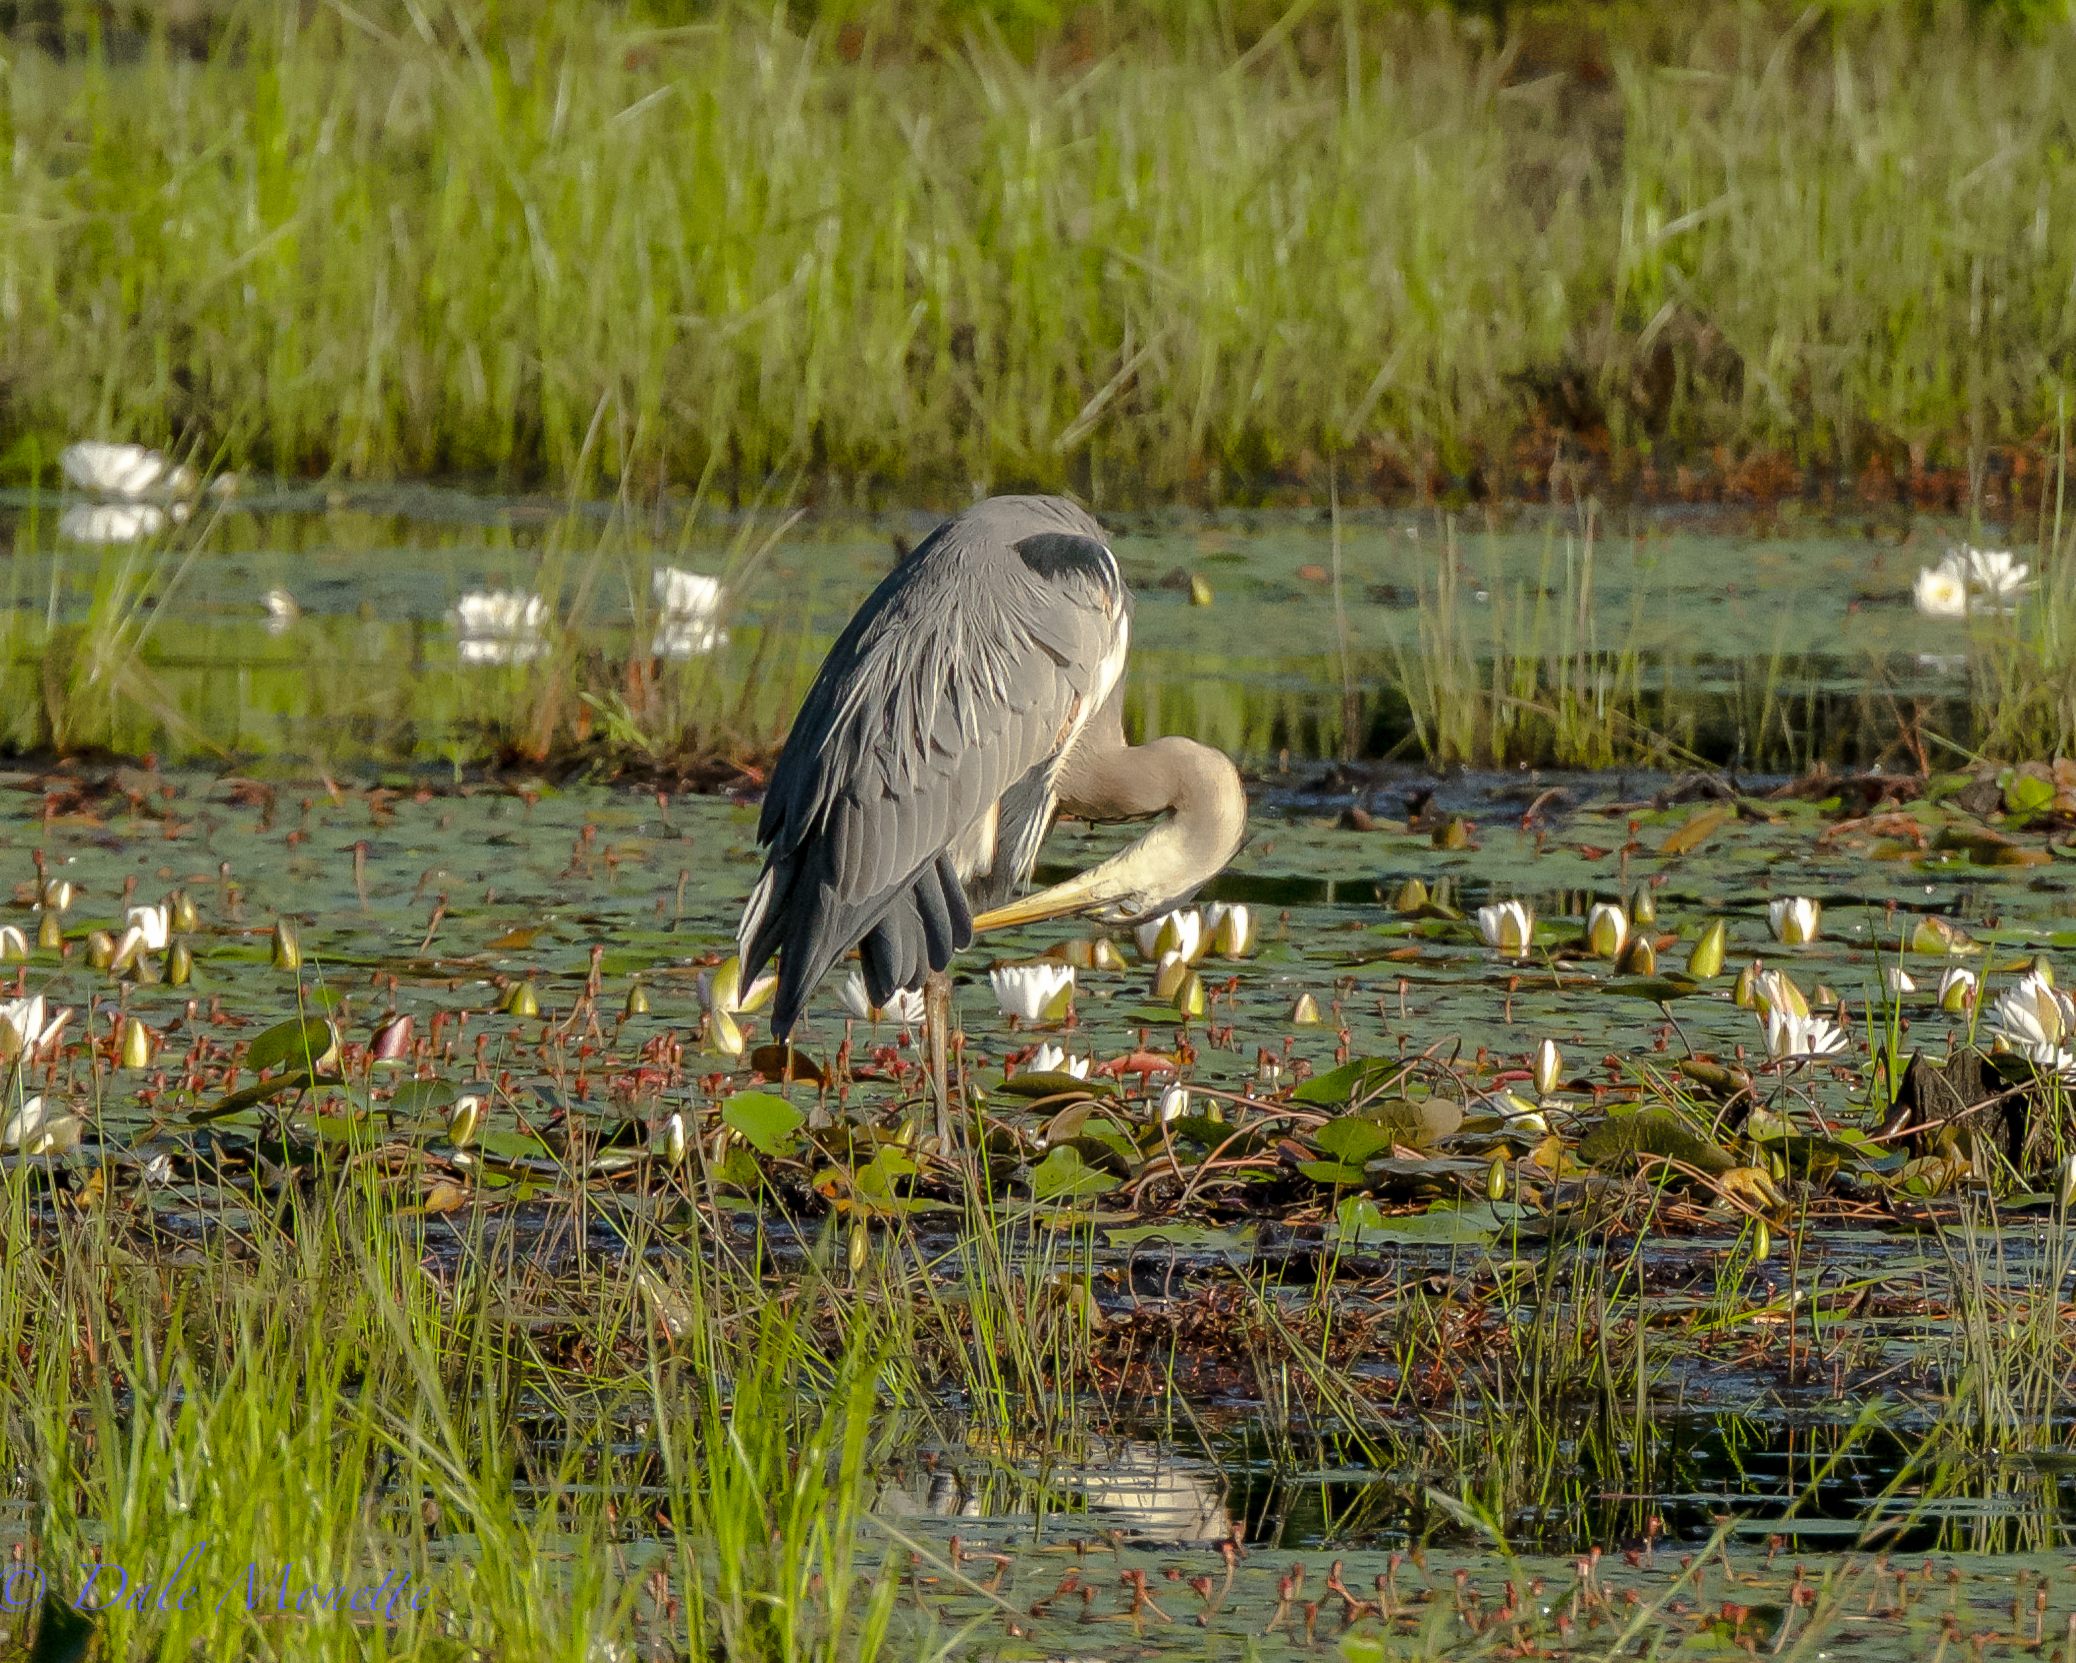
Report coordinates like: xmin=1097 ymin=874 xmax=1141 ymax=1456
xmin=741 ymin=496 xmax=1123 ymax=1034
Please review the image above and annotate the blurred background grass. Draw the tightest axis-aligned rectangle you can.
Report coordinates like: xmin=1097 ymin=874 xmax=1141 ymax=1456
xmin=6 ymin=0 xmax=2076 ymax=506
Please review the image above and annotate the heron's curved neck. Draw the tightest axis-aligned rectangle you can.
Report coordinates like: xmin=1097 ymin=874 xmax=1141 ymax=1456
xmin=971 ymin=737 xmax=1247 ymax=932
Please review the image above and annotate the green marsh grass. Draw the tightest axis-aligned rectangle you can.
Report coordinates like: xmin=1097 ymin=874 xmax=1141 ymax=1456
xmin=9 ymin=4 xmax=2076 ymax=498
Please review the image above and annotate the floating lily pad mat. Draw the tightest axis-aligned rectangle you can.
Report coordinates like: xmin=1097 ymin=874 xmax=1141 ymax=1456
xmin=14 ymin=757 xmax=2076 ymax=1568
xmin=858 ymin=1509 xmax=2076 ymax=1663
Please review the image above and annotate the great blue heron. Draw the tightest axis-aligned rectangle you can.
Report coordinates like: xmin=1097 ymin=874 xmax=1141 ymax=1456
xmin=737 ymin=495 xmax=1247 ymax=1103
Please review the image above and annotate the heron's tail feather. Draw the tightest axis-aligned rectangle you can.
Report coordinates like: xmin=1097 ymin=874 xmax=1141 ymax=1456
xmin=861 ymin=853 xmax=973 ymax=1008
xmin=753 ymin=852 xmax=973 ymax=1038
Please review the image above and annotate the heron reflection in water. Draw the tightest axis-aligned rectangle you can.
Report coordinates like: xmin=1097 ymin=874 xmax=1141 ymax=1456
xmin=882 ymin=1440 xmax=1232 ymax=1545
xmin=737 ymin=496 xmax=1247 ymax=1133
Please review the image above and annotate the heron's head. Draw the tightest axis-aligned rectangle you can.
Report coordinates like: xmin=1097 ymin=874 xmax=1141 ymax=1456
xmin=972 ymin=744 xmax=1248 ymax=934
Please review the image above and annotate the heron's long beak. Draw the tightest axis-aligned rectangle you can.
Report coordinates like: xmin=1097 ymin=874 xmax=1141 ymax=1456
xmin=971 ymin=871 xmax=1118 ymax=933
xmin=971 ymin=838 xmax=1169 ymax=933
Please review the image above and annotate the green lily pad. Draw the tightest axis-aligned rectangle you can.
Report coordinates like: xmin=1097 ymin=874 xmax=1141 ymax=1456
xmin=722 ymin=1091 xmax=805 ymax=1156
xmin=1029 ymin=1145 xmax=1122 ymax=1201
xmin=1577 ymin=1106 xmax=1737 ymax=1176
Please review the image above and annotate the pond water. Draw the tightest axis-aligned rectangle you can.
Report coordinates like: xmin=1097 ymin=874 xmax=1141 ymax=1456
xmin=2 ymin=487 xmax=2068 ymax=1658
xmin=0 ymin=484 xmax=1994 ymax=769
xmin=8 ymin=756 xmax=2076 ymax=1586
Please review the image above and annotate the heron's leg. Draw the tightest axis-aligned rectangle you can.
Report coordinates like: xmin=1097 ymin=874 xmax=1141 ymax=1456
xmin=924 ymin=970 xmax=955 ymax=1150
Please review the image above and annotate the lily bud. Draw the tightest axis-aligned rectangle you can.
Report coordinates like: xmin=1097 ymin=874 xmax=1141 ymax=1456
xmin=119 ymin=1017 xmax=152 ymax=1070
xmin=169 ymin=890 xmax=200 ymax=933
xmin=1152 ymin=951 xmax=1192 ymax=1000
xmin=709 ymin=1005 xmax=745 ymax=1058
xmin=1909 ymin=914 xmax=1973 ymax=955
xmin=84 ymin=929 xmax=116 ymax=970
xmin=0 ymin=927 xmax=25 ymax=964
xmin=1486 ymin=1155 xmax=1508 ymax=1201
xmin=1630 ymin=885 xmax=1657 ymax=926
xmin=1393 ymin=877 xmax=1429 ymax=913
xmin=271 ymin=920 xmax=301 ymax=970
xmin=1476 ymin=900 xmax=1535 ymax=957
xmin=167 ymin=940 xmax=193 ymax=985
xmin=1733 ymin=959 xmax=1763 ymax=1009
xmin=1617 ymin=935 xmax=1657 ymax=976
xmin=1768 ymin=897 xmax=1821 ymax=946
xmin=624 ymin=983 xmax=650 ymax=1016
xmin=1687 ymin=919 xmax=1726 ymax=980
xmin=1207 ymin=903 xmax=1256 ymax=958
xmin=109 ymin=924 xmax=148 ymax=974
xmin=370 ymin=1013 xmax=413 ymax=1062
xmin=1170 ymin=968 xmax=1207 ymax=1018
xmin=36 ymin=912 xmax=62 ymax=952
xmin=40 ymin=879 xmax=74 ymax=913
xmin=1089 ymin=938 xmax=1128 ymax=972
xmin=1585 ymin=902 xmax=1629 ymax=960
xmin=652 ymin=1111 xmax=688 ymax=1166
xmin=446 ymin=1093 xmax=483 ymax=1149
xmin=1937 ymin=966 xmax=1979 ymax=1012
xmin=504 ymin=980 xmax=540 ymax=1018
xmin=1290 ymin=992 xmax=1323 ymax=1025
xmin=1157 ymin=1084 xmax=1190 ymax=1122
xmin=1533 ymin=1038 xmax=1562 ymax=1099
xmin=1432 ymin=817 xmax=1470 ymax=850
xmin=1141 ymin=910 xmax=1205 ymax=964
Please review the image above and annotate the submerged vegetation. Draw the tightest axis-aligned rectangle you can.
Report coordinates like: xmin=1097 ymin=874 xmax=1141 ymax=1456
xmin=7 ymin=2 xmax=2076 ymax=503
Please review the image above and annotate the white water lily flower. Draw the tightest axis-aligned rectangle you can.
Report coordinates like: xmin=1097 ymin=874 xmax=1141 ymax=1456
xmin=990 ymin=962 xmax=1074 ymax=1022
xmin=650 ymin=567 xmax=729 ymax=658
xmin=1157 ymin=1083 xmax=1189 ymax=1122
xmin=0 ymin=996 xmax=69 ymax=1061
xmin=1750 ymin=967 xmax=1809 ymax=1021
xmin=1135 ymin=910 xmax=1204 ymax=964
xmin=1478 ymin=900 xmax=1535 ymax=956
xmin=59 ymin=502 xmax=178 ymax=544
xmin=263 ymin=588 xmax=300 ymax=635
xmin=1768 ymin=897 xmax=1821 ymax=946
xmin=451 ymin=590 xmax=549 ymax=666
xmin=1027 ymin=1042 xmax=1092 ymax=1080
xmin=1987 ymin=970 xmax=2076 ymax=1076
xmin=1763 ymin=1007 xmax=1849 ymax=1060
xmin=1937 ymin=965 xmax=1979 ymax=1012
xmin=1917 ymin=547 xmax=2033 ymax=618
xmin=838 ymin=971 xmax=927 ymax=1025
xmin=1 ymin=1095 xmax=82 ymax=1156
xmin=59 ymin=440 xmax=196 ymax=499
xmin=125 ymin=904 xmax=171 ymax=952
xmin=1881 ymin=966 xmax=1917 ymax=996
xmin=1961 ymin=546 xmax=2031 ymax=608
xmin=0 ymin=927 xmax=25 ymax=962
xmin=1913 ymin=559 xmax=1969 ymax=619
xmin=1584 ymin=902 xmax=1629 ymax=959
xmin=39 ymin=881 xmax=73 ymax=913
xmin=1204 ymin=902 xmax=1255 ymax=957
xmin=110 ymin=925 xmax=150 ymax=972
